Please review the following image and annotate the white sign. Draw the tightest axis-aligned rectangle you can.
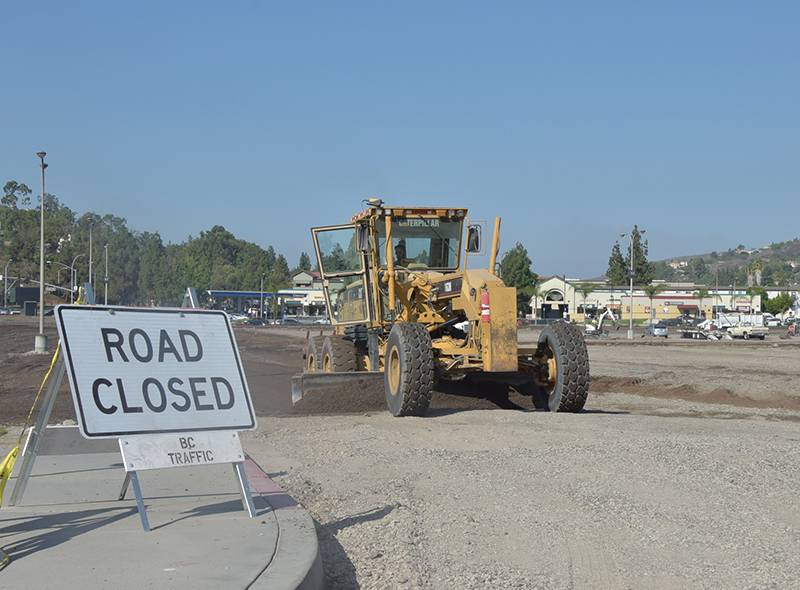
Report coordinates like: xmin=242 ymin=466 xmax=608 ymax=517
xmin=56 ymin=305 xmax=257 ymax=438
xmin=119 ymin=431 xmax=245 ymax=471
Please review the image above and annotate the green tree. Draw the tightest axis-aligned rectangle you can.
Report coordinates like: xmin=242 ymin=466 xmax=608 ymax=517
xmin=2 ymin=181 xmax=31 ymax=209
xmin=499 ymin=243 xmax=538 ymax=315
xmin=625 ymin=225 xmax=652 ymax=283
xmin=577 ymin=283 xmax=596 ymax=325
xmin=765 ymin=292 xmax=793 ymax=315
xmin=643 ymin=283 xmax=665 ymax=323
xmin=694 ymin=288 xmax=710 ymax=318
xmin=297 ymin=252 xmax=312 ymax=271
xmin=606 ymin=241 xmax=627 ymax=284
xmin=688 ymin=257 xmax=708 ymax=282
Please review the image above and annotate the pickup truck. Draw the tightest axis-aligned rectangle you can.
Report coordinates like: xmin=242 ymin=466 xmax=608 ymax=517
xmin=726 ymin=324 xmax=768 ymax=340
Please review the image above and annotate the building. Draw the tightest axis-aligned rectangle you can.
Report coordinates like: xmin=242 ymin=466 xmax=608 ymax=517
xmin=534 ymin=277 xmax=764 ymax=322
xmin=206 ymin=271 xmax=334 ymax=319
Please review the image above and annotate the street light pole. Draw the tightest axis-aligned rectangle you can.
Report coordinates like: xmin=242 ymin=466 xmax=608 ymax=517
xmin=71 ymin=254 xmax=85 ymax=304
xmin=89 ymin=223 xmax=93 ymax=287
xmin=35 ymin=152 xmax=48 ymax=353
xmin=260 ymin=275 xmax=265 ymax=319
xmin=3 ymin=258 xmax=12 ymax=308
xmin=628 ymin=232 xmax=634 ymax=340
xmin=104 ymin=243 xmax=109 ymax=304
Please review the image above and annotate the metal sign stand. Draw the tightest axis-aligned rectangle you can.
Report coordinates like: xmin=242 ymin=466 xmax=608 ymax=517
xmin=7 ymin=284 xmax=97 ymax=507
xmin=10 ymin=285 xmax=257 ymax=533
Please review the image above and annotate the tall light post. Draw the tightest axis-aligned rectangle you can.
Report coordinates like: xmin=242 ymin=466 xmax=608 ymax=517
xmin=88 ymin=221 xmax=94 ymax=287
xmin=3 ymin=258 xmax=12 ymax=308
xmin=35 ymin=152 xmax=48 ymax=353
xmin=104 ymin=243 xmax=109 ymax=304
xmin=71 ymin=254 xmax=85 ymax=303
xmin=260 ymin=274 xmax=265 ymax=319
xmin=622 ymin=228 xmax=646 ymax=340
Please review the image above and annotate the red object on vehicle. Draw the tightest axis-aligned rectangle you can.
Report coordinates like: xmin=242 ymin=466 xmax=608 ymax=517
xmin=480 ymin=290 xmax=491 ymax=323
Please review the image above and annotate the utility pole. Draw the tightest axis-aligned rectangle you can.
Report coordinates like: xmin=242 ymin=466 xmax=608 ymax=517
xmin=89 ymin=223 xmax=93 ymax=287
xmin=35 ymin=152 xmax=48 ymax=353
xmin=104 ymin=243 xmax=109 ymax=304
xmin=260 ymin=274 xmax=265 ymax=319
xmin=3 ymin=258 xmax=12 ymax=308
xmin=71 ymin=254 xmax=84 ymax=304
xmin=623 ymin=228 xmax=646 ymax=340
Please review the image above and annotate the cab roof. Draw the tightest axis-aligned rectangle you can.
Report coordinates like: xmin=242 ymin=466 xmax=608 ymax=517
xmin=350 ymin=206 xmax=468 ymax=223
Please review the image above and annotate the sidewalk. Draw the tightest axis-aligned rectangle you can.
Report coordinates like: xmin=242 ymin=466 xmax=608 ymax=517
xmin=0 ymin=447 xmax=322 ymax=589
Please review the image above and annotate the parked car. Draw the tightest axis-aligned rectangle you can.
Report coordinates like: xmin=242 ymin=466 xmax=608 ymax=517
xmin=0 ymin=307 xmax=10 ymax=315
xmin=660 ymin=317 xmax=683 ymax=327
xmin=245 ymin=318 xmax=265 ymax=326
xmin=765 ymin=317 xmax=782 ymax=327
xmin=645 ymin=323 xmax=669 ymax=338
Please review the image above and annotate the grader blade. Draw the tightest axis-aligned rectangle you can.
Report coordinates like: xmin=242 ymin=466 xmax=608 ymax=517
xmin=291 ymin=371 xmax=384 ymax=405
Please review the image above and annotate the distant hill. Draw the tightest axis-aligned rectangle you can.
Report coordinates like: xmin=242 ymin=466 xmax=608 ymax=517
xmin=651 ymin=238 xmax=800 ymax=287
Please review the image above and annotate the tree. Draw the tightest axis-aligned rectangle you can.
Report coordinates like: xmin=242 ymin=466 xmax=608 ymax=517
xmin=694 ymin=288 xmax=710 ymax=319
xmin=606 ymin=241 xmax=627 ymax=284
xmin=688 ymin=257 xmax=708 ymax=282
xmin=625 ymin=225 xmax=652 ymax=284
xmin=530 ymin=284 xmax=545 ymax=319
xmin=2 ymin=181 xmax=31 ymax=209
xmin=297 ymin=252 xmax=312 ymax=271
xmin=765 ymin=292 xmax=793 ymax=315
xmin=643 ymin=283 xmax=665 ymax=323
xmin=499 ymin=243 xmax=538 ymax=315
xmin=577 ymin=283 xmax=596 ymax=325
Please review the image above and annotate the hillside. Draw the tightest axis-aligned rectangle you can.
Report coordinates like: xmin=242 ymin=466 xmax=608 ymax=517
xmin=652 ymin=238 xmax=800 ymax=287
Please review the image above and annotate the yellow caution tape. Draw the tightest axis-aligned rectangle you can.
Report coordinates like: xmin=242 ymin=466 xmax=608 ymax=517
xmin=0 ymin=342 xmax=61 ymax=508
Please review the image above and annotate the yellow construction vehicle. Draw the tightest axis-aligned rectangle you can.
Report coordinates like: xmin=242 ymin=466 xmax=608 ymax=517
xmin=291 ymin=199 xmax=589 ymax=416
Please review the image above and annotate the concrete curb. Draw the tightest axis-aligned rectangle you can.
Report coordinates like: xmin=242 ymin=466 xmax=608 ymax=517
xmin=245 ymin=456 xmax=324 ymax=590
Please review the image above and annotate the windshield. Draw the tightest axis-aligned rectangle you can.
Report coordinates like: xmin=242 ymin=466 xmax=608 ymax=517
xmin=377 ymin=217 xmax=462 ymax=270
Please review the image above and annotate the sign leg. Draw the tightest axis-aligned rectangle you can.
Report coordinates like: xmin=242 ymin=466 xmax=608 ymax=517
xmin=129 ymin=471 xmax=150 ymax=532
xmin=233 ymin=462 xmax=256 ymax=518
xmin=118 ymin=472 xmax=131 ymax=500
xmin=9 ymin=357 xmax=66 ymax=506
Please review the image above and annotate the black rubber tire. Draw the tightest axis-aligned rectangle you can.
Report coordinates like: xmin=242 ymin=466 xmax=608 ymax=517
xmin=305 ymin=335 xmax=323 ymax=372
xmin=384 ymin=323 xmax=434 ymax=417
xmin=321 ymin=336 xmax=357 ymax=372
xmin=537 ymin=322 xmax=590 ymax=412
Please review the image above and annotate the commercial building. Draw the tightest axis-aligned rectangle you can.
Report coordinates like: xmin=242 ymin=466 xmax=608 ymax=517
xmin=534 ymin=277 xmax=765 ymax=322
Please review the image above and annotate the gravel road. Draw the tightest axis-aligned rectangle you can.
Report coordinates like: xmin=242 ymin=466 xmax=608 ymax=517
xmin=245 ymin=397 xmax=800 ymax=589
xmin=4 ymin=320 xmax=799 ymax=589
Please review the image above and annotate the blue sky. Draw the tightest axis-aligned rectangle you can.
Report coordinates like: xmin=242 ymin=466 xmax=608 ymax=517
xmin=1 ymin=2 xmax=798 ymax=277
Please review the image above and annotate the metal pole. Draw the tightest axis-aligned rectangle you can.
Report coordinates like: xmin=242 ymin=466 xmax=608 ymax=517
xmin=260 ymin=275 xmax=264 ymax=319
xmin=3 ymin=258 xmax=11 ymax=308
xmin=89 ymin=224 xmax=93 ymax=287
xmin=71 ymin=254 xmax=84 ymax=304
xmin=628 ymin=233 xmax=634 ymax=340
xmin=35 ymin=152 xmax=48 ymax=353
xmin=104 ymin=243 xmax=109 ymax=304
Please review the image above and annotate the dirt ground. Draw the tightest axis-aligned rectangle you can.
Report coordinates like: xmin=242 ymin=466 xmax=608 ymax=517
xmin=2 ymin=318 xmax=800 ymax=589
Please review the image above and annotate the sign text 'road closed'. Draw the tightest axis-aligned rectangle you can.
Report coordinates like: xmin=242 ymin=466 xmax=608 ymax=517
xmin=56 ymin=306 xmax=257 ymax=438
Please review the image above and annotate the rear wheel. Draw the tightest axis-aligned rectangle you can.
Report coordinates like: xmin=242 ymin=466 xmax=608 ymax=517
xmin=384 ymin=323 xmax=433 ymax=417
xmin=536 ymin=322 xmax=590 ymax=412
xmin=321 ymin=336 xmax=357 ymax=372
xmin=305 ymin=335 xmax=323 ymax=372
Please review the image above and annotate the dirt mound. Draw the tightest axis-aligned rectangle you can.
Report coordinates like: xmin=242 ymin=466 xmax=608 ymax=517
xmin=591 ymin=375 xmax=800 ymax=411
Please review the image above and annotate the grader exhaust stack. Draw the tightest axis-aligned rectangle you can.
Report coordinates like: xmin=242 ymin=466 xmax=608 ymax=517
xmin=292 ymin=201 xmax=590 ymax=416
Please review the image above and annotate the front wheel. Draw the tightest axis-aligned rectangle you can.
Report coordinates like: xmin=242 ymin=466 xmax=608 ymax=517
xmin=536 ymin=322 xmax=590 ymax=412
xmin=384 ymin=323 xmax=433 ymax=417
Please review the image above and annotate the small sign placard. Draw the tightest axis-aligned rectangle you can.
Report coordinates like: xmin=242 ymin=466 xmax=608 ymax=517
xmin=119 ymin=431 xmax=245 ymax=471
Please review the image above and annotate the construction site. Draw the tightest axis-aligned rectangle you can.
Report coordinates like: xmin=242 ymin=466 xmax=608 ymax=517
xmin=2 ymin=4 xmax=799 ymax=589
xmin=2 ymin=201 xmax=799 ymax=590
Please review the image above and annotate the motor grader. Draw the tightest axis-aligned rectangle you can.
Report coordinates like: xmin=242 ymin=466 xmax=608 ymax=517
xmin=291 ymin=199 xmax=589 ymax=416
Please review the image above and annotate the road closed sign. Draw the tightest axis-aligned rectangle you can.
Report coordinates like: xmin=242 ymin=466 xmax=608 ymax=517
xmin=56 ymin=306 xmax=257 ymax=438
